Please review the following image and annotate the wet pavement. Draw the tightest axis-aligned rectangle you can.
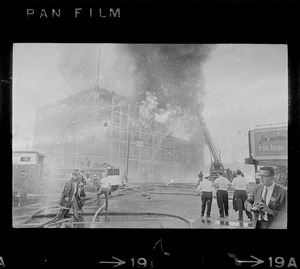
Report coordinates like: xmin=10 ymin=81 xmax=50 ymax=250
xmin=12 ymin=183 xmax=253 ymax=229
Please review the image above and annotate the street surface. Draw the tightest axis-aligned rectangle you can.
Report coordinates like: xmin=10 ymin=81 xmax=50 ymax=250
xmin=12 ymin=182 xmax=253 ymax=229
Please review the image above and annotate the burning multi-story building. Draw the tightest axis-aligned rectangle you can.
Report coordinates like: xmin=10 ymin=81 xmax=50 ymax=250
xmin=32 ymin=86 xmax=205 ymax=183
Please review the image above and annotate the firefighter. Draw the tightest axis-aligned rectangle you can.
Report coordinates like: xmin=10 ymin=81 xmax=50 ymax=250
xmin=96 ymin=171 xmax=111 ymax=211
xmin=77 ymin=170 xmax=87 ymax=213
xmin=57 ymin=169 xmax=81 ymax=221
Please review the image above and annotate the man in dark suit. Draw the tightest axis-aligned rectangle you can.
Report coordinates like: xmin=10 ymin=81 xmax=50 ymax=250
xmin=245 ymin=166 xmax=287 ymax=229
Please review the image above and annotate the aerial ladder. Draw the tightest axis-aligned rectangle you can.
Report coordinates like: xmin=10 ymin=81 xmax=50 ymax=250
xmin=195 ymin=107 xmax=225 ymax=180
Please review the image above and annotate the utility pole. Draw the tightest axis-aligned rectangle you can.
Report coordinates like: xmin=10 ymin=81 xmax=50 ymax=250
xmin=108 ymin=91 xmax=116 ymax=165
xmin=23 ymin=137 xmax=31 ymax=151
xmin=96 ymin=48 xmax=101 ymax=86
xmin=125 ymin=105 xmax=131 ymax=181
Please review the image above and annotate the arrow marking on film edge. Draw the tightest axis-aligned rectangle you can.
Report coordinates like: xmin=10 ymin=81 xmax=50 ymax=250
xmin=236 ymin=255 xmax=264 ymax=267
xmin=99 ymin=256 xmax=126 ymax=268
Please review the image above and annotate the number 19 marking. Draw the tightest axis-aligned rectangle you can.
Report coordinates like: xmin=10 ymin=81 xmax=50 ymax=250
xmin=131 ymin=257 xmax=147 ymax=267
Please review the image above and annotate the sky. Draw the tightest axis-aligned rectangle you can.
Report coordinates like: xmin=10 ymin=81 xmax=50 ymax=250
xmin=201 ymin=44 xmax=288 ymax=164
xmin=12 ymin=43 xmax=288 ymax=170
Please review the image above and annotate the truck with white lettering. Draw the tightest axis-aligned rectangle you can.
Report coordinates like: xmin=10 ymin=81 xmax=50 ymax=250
xmin=13 ymin=151 xmax=46 ymax=205
xmin=245 ymin=123 xmax=287 ymax=185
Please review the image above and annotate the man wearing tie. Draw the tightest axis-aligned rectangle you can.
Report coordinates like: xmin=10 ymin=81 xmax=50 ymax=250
xmin=245 ymin=166 xmax=287 ymax=229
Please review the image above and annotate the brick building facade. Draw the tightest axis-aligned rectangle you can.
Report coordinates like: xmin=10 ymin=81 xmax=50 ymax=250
xmin=33 ymin=86 xmax=205 ymax=182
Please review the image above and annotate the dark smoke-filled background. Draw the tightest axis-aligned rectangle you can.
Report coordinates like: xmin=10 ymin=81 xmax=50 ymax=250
xmin=13 ymin=44 xmax=213 ymax=151
xmin=56 ymin=44 xmax=214 ymax=114
xmin=123 ymin=44 xmax=214 ymax=139
xmin=125 ymin=44 xmax=213 ymax=113
xmin=18 ymin=44 xmax=214 ymax=142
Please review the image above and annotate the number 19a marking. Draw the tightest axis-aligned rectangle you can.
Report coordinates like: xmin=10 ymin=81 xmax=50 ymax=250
xmin=268 ymin=257 xmax=297 ymax=268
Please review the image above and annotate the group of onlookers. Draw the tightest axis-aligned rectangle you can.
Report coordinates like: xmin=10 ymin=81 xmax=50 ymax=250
xmin=196 ymin=166 xmax=287 ymax=229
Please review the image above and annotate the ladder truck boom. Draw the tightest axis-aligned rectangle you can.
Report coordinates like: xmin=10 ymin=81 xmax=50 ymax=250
xmin=194 ymin=107 xmax=225 ymax=179
xmin=195 ymin=111 xmax=221 ymax=162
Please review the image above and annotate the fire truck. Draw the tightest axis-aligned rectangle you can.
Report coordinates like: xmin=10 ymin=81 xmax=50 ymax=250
xmin=195 ymin=108 xmax=225 ymax=180
xmin=89 ymin=162 xmax=123 ymax=191
xmin=13 ymin=151 xmax=46 ymax=204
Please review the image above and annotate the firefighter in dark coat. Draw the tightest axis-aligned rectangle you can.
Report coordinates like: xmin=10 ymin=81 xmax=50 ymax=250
xmin=77 ymin=170 xmax=87 ymax=213
xmin=58 ymin=169 xmax=80 ymax=221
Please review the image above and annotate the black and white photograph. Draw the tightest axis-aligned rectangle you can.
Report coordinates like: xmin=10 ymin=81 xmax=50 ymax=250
xmin=2 ymin=0 xmax=300 ymax=268
xmin=12 ymin=43 xmax=288 ymax=229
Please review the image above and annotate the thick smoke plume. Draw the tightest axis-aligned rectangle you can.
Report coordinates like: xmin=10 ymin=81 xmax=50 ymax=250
xmin=123 ymin=44 xmax=214 ymax=139
xmin=124 ymin=44 xmax=214 ymax=115
xmin=57 ymin=44 xmax=214 ymax=139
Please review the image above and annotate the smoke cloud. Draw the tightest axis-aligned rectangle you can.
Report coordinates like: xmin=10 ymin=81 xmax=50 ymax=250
xmin=123 ymin=44 xmax=214 ymax=113
xmin=122 ymin=44 xmax=214 ymax=139
xmin=57 ymin=44 xmax=214 ymax=113
xmin=57 ymin=44 xmax=215 ymax=139
xmin=57 ymin=44 xmax=136 ymax=96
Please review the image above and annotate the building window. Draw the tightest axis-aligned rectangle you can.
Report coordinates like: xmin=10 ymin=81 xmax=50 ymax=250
xmin=154 ymin=164 xmax=163 ymax=178
xmin=164 ymin=150 xmax=173 ymax=161
xmin=141 ymin=125 xmax=152 ymax=133
xmin=140 ymin=163 xmax=153 ymax=175
xmin=130 ymin=130 xmax=139 ymax=142
xmin=164 ymin=165 xmax=173 ymax=176
xmin=129 ymin=144 xmax=139 ymax=158
xmin=129 ymin=105 xmax=139 ymax=117
xmin=187 ymin=143 xmax=196 ymax=152
xmin=121 ymin=104 xmax=128 ymax=114
xmin=164 ymin=138 xmax=173 ymax=149
xmin=141 ymin=133 xmax=152 ymax=146
xmin=119 ymin=144 xmax=126 ymax=158
xmin=174 ymin=163 xmax=182 ymax=175
xmin=130 ymin=117 xmax=139 ymax=131
xmin=120 ymin=129 xmax=127 ymax=141
xmin=174 ymin=140 xmax=182 ymax=151
xmin=153 ymin=122 xmax=166 ymax=135
xmin=182 ymin=152 xmax=191 ymax=163
xmin=154 ymin=136 xmax=163 ymax=148
xmin=112 ymin=127 xmax=119 ymax=139
xmin=129 ymin=160 xmax=139 ymax=172
xmin=114 ymin=105 xmax=121 ymax=113
xmin=141 ymin=147 xmax=152 ymax=159
xmin=154 ymin=149 xmax=163 ymax=160
xmin=113 ymin=112 xmax=120 ymax=126
xmin=182 ymin=142 xmax=191 ymax=152
xmin=121 ymin=114 xmax=128 ymax=127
